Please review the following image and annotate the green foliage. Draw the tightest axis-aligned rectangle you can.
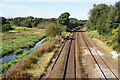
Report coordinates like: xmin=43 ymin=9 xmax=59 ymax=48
xmin=58 ymin=12 xmax=70 ymax=26
xmin=37 ymin=22 xmax=52 ymax=29
xmin=2 ymin=24 xmax=13 ymax=32
xmin=13 ymin=17 xmax=24 ymax=26
xmin=13 ymin=49 xmax=23 ymax=54
xmin=0 ymin=50 xmax=33 ymax=73
xmin=86 ymin=1 xmax=120 ymax=35
xmin=86 ymin=1 xmax=120 ymax=53
xmin=69 ymin=18 xmax=78 ymax=29
xmin=78 ymin=20 xmax=86 ymax=26
xmin=45 ymin=23 xmax=62 ymax=37
xmin=110 ymin=29 xmax=120 ymax=53
xmin=0 ymin=17 xmax=7 ymax=25
xmin=8 ymin=16 xmax=57 ymax=28
xmin=23 ymin=19 xmax=33 ymax=28
xmin=42 ymin=37 xmax=50 ymax=43
xmin=87 ymin=30 xmax=102 ymax=39
xmin=87 ymin=4 xmax=110 ymax=34
xmin=11 ymin=26 xmax=26 ymax=29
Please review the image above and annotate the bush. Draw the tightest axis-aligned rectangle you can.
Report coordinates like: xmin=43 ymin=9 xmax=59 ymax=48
xmin=42 ymin=37 xmax=50 ymax=43
xmin=37 ymin=22 xmax=52 ymax=29
xmin=13 ymin=49 xmax=23 ymax=54
xmin=53 ymin=37 xmax=62 ymax=44
xmin=2 ymin=24 xmax=13 ymax=32
xmin=45 ymin=23 xmax=62 ymax=37
xmin=113 ymin=43 xmax=120 ymax=53
xmin=87 ymin=30 xmax=102 ymax=39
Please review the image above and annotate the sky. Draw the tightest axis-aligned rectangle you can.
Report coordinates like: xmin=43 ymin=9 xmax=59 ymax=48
xmin=0 ymin=0 xmax=119 ymax=20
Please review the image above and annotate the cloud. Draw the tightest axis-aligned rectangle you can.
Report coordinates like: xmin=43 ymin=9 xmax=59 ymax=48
xmin=0 ymin=0 xmax=119 ymax=2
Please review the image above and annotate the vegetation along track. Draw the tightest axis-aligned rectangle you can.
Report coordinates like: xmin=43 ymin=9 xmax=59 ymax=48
xmin=81 ymin=29 xmax=119 ymax=80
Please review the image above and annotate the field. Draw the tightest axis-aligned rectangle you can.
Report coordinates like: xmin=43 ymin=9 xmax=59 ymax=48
xmin=1 ymin=27 xmax=46 ymax=56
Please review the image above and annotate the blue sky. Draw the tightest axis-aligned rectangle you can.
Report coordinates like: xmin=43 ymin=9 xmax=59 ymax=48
xmin=0 ymin=0 xmax=119 ymax=20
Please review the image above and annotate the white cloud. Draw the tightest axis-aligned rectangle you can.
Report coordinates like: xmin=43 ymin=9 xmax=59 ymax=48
xmin=0 ymin=0 xmax=119 ymax=2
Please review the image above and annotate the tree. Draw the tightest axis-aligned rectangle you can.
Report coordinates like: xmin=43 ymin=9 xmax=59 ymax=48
xmin=58 ymin=12 xmax=70 ymax=26
xmin=45 ymin=23 xmax=62 ymax=37
xmin=23 ymin=19 xmax=33 ymax=28
xmin=2 ymin=24 xmax=13 ymax=32
xmin=86 ymin=4 xmax=110 ymax=35
xmin=69 ymin=18 xmax=78 ymax=28
xmin=0 ymin=17 xmax=7 ymax=25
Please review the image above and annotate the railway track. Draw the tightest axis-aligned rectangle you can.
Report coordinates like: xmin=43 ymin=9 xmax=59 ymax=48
xmin=45 ymin=27 xmax=119 ymax=80
xmin=81 ymin=30 xmax=119 ymax=80
xmin=46 ymin=32 xmax=78 ymax=79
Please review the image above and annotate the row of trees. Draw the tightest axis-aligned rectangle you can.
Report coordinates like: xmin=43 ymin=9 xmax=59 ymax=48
xmin=86 ymin=1 xmax=120 ymax=52
xmin=86 ymin=1 xmax=120 ymax=35
xmin=1 ymin=12 xmax=85 ymax=32
xmin=0 ymin=16 xmax=58 ymax=32
xmin=58 ymin=12 xmax=85 ymax=29
xmin=45 ymin=12 xmax=86 ymax=37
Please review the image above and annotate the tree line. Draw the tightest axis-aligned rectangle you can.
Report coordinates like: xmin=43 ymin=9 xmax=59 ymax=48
xmin=0 ymin=13 xmax=86 ymax=32
xmin=86 ymin=1 xmax=120 ymax=52
xmin=87 ymin=1 xmax=120 ymax=35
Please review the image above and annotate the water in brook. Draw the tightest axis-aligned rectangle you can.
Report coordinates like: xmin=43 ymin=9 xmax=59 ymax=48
xmin=0 ymin=37 xmax=46 ymax=66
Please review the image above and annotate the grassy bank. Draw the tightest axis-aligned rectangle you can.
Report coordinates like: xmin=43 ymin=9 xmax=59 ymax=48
xmin=0 ymin=50 xmax=33 ymax=73
xmin=2 ymin=32 xmax=68 ymax=79
xmin=2 ymin=28 xmax=46 ymax=57
xmin=86 ymin=30 xmax=119 ymax=55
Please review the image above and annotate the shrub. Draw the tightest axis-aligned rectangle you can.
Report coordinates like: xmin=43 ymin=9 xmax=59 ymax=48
xmin=87 ymin=30 xmax=102 ymax=39
xmin=113 ymin=43 xmax=120 ymax=53
xmin=42 ymin=37 xmax=50 ymax=43
xmin=3 ymin=70 xmax=33 ymax=78
xmin=2 ymin=24 xmax=13 ymax=32
xmin=13 ymin=49 xmax=23 ymax=54
xmin=28 ymin=55 xmax=38 ymax=64
xmin=53 ymin=37 xmax=62 ymax=44
xmin=45 ymin=23 xmax=62 ymax=37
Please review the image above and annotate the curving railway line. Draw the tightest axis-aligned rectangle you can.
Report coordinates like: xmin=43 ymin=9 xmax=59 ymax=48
xmin=45 ymin=27 xmax=119 ymax=80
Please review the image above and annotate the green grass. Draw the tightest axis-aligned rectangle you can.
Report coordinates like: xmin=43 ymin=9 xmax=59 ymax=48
xmin=87 ymin=30 xmax=120 ymax=53
xmin=11 ymin=26 xmax=26 ymax=29
xmin=13 ymin=49 xmax=23 ymax=54
xmin=2 ymin=28 xmax=46 ymax=56
xmin=8 ymin=30 xmax=20 ymax=33
xmin=87 ymin=30 xmax=102 ymax=39
xmin=42 ymin=37 xmax=50 ymax=43
xmin=0 ymin=50 xmax=33 ymax=73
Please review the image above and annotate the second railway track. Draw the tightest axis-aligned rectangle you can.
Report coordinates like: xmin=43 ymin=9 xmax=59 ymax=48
xmin=81 ymin=29 xmax=119 ymax=80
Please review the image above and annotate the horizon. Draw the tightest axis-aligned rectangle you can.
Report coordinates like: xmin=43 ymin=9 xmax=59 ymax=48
xmin=0 ymin=0 xmax=119 ymax=20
